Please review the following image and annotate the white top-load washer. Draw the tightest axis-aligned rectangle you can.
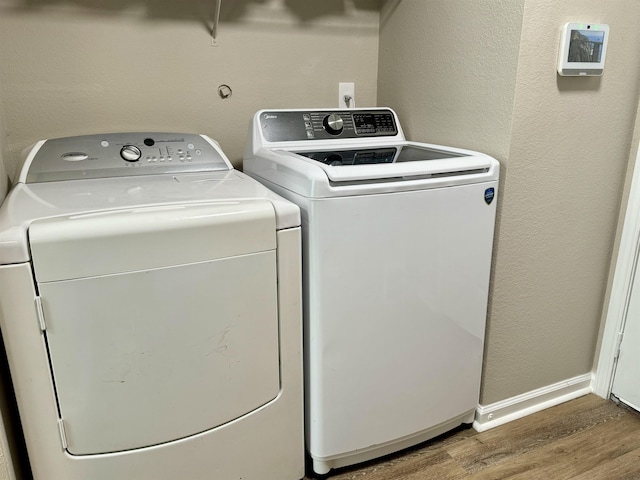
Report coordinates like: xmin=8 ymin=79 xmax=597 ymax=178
xmin=244 ymin=108 xmax=500 ymax=475
xmin=0 ymin=133 xmax=304 ymax=480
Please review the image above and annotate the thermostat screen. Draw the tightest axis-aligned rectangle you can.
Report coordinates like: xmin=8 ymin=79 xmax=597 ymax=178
xmin=568 ymin=29 xmax=605 ymax=63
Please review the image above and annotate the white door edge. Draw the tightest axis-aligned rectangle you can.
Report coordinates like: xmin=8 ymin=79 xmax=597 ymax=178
xmin=594 ymin=142 xmax=640 ymax=398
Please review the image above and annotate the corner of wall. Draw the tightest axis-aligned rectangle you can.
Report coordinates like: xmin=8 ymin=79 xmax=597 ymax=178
xmin=592 ymin=89 xmax=640 ymax=398
xmin=0 ymin=105 xmax=9 ymax=202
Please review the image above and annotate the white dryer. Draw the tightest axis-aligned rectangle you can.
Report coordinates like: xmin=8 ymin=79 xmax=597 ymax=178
xmin=244 ymin=108 xmax=499 ymax=474
xmin=0 ymin=133 xmax=304 ymax=480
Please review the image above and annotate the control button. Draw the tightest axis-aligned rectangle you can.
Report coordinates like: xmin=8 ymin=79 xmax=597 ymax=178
xmin=167 ymin=157 xmax=173 ymax=161
xmin=323 ymin=114 xmax=344 ymax=135
xmin=61 ymin=152 xmax=89 ymax=162
xmin=120 ymin=145 xmax=141 ymax=162
xmin=306 ymin=130 xmax=315 ymax=139
xmin=100 ymin=140 xmax=109 ymax=147
xmin=177 ymin=149 xmax=183 ymax=154
xmin=187 ymin=143 xmax=195 ymax=150
xmin=195 ymin=149 xmax=202 ymax=156
xmin=186 ymin=156 xmax=192 ymax=161
xmin=303 ymin=114 xmax=311 ymax=121
xmin=159 ymin=157 xmax=165 ymax=162
xmin=144 ymin=138 xmax=155 ymax=146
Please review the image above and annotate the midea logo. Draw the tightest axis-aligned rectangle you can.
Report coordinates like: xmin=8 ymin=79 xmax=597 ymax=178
xmin=264 ymin=114 xmax=278 ymax=119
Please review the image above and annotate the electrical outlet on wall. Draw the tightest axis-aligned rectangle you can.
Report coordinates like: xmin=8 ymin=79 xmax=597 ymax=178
xmin=339 ymin=83 xmax=355 ymax=108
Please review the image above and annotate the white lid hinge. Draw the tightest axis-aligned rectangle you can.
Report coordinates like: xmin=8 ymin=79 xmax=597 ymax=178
xmin=614 ymin=331 xmax=624 ymax=359
xmin=34 ymin=297 xmax=46 ymax=332
xmin=57 ymin=418 xmax=68 ymax=450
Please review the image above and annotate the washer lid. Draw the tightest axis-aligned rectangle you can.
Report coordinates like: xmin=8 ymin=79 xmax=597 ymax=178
xmin=297 ymin=144 xmax=465 ymax=166
xmin=288 ymin=142 xmax=495 ymax=183
xmin=245 ymin=141 xmax=499 ymax=199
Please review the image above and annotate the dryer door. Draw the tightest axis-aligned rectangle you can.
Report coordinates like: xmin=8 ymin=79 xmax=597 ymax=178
xmin=29 ymin=201 xmax=280 ymax=455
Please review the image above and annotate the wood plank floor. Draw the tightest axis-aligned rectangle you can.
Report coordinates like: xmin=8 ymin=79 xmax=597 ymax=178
xmin=304 ymin=394 xmax=640 ymax=480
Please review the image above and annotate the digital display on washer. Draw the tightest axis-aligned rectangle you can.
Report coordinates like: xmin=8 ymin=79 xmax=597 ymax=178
xmin=297 ymin=145 xmax=465 ymax=166
xmin=352 ymin=113 xmax=397 ymax=135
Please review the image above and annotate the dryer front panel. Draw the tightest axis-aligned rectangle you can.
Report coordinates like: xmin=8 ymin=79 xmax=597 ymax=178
xmin=29 ymin=202 xmax=280 ymax=455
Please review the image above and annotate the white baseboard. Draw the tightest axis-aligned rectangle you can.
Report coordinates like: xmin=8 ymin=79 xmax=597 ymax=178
xmin=473 ymin=373 xmax=593 ymax=432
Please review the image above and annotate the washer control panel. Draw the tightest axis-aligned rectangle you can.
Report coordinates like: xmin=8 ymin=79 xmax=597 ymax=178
xmin=24 ymin=133 xmax=231 ymax=183
xmin=259 ymin=109 xmax=398 ymax=142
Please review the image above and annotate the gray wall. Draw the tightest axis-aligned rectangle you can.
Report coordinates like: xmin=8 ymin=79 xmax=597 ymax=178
xmin=0 ymin=94 xmax=7 ymax=200
xmin=488 ymin=0 xmax=640 ymax=403
xmin=0 ymin=0 xmax=381 ymax=176
xmin=379 ymin=0 xmax=640 ymax=404
xmin=0 ymin=89 xmax=13 ymax=480
xmin=594 ymin=79 xmax=640 ymax=370
xmin=379 ymin=0 xmax=524 ymax=162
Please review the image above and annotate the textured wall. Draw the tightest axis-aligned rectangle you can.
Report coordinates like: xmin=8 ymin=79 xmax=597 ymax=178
xmin=378 ymin=0 xmax=524 ymax=162
xmin=0 ymin=407 xmax=13 ymax=480
xmin=594 ymin=86 xmax=640 ymax=395
xmin=0 ymin=96 xmax=7 ymax=201
xmin=484 ymin=0 xmax=640 ymax=403
xmin=378 ymin=0 xmax=640 ymax=405
xmin=0 ymin=0 xmax=381 ymax=177
xmin=0 ymin=89 xmax=14 ymax=480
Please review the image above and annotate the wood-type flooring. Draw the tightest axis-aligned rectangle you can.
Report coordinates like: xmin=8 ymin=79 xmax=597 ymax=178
xmin=304 ymin=394 xmax=640 ymax=480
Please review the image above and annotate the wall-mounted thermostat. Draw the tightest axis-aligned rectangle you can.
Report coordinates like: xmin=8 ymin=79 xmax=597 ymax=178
xmin=557 ymin=23 xmax=609 ymax=76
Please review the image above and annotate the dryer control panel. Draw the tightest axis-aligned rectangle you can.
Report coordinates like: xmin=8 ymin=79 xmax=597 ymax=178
xmin=259 ymin=109 xmax=399 ymax=142
xmin=23 ymin=133 xmax=231 ymax=183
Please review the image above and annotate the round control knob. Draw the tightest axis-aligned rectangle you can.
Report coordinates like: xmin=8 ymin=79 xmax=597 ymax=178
xmin=120 ymin=145 xmax=141 ymax=162
xmin=323 ymin=114 xmax=344 ymax=135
